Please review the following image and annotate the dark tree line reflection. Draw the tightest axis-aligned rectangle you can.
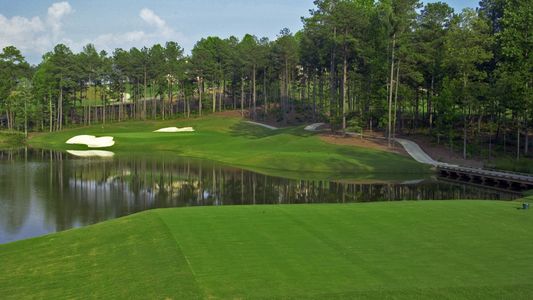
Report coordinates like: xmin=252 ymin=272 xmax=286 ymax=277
xmin=0 ymin=148 xmax=520 ymax=243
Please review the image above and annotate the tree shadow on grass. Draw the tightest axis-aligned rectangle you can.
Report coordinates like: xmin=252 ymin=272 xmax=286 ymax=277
xmin=228 ymin=122 xmax=279 ymax=139
xmin=333 ymin=147 xmax=432 ymax=174
xmin=229 ymin=122 xmax=317 ymax=139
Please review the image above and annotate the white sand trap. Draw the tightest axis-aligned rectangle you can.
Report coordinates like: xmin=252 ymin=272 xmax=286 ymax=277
xmin=304 ymin=123 xmax=326 ymax=131
xmin=66 ymin=135 xmax=115 ymax=148
xmin=67 ymin=150 xmax=115 ymax=158
xmin=153 ymin=127 xmax=195 ymax=133
xmin=87 ymin=137 xmax=115 ymax=148
xmin=66 ymin=135 xmax=96 ymax=144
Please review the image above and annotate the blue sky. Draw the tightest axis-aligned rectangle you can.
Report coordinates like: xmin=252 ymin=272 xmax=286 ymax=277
xmin=0 ymin=0 xmax=479 ymax=64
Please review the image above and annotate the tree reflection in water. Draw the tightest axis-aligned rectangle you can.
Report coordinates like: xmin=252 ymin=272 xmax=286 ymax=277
xmin=0 ymin=148 xmax=520 ymax=243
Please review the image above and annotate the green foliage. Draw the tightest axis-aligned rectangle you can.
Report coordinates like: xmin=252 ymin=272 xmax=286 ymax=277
xmin=0 ymin=46 xmax=31 ymax=130
xmin=496 ymin=0 xmax=532 ymax=119
xmin=346 ymin=117 xmax=363 ymax=133
xmin=0 ymin=1 xmax=530 ymax=161
xmin=488 ymin=157 xmax=533 ymax=174
xmin=0 ymin=131 xmax=25 ymax=148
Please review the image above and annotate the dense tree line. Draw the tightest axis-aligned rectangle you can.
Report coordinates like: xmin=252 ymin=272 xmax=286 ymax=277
xmin=0 ymin=0 xmax=531 ymax=160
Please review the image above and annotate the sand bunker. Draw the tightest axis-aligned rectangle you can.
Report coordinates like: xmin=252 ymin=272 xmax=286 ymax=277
xmin=245 ymin=121 xmax=278 ymax=130
xmin=153 ymin=127 xmax=195 ymax=133
xmin=66 ymin=135 xmax=115 ymax=148
xmin=304 ymin=123 xmax=326 ymax=131
xmin=66 ymin=150 xmax=115 ymax=158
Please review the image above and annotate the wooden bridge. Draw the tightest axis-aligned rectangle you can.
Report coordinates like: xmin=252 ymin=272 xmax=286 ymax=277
xmin=392 ymin=137 xmax=533 ymax=192
xmin=437 ymin=165 xmax=533 ymax=191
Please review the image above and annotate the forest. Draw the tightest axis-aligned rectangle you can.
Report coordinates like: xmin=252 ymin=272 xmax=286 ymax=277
xmin=0 ymin=0 xmax=531 ymax=163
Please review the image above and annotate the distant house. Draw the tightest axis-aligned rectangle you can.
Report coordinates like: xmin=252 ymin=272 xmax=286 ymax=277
xmin=0 ymin=115 xmax=7 ymax=128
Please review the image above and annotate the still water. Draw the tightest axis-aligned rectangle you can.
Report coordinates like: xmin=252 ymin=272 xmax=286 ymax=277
xmin=0 ymin=148 xmax=519 ymax=244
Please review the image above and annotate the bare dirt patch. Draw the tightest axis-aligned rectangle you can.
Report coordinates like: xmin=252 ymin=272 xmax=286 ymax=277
xmin=320 ymin=133 xmax=408 ymax=156
xmin=403 ymin=135 xmax=484 ymax=168
xmin=213 ymin=110 xmax=242 ymax=118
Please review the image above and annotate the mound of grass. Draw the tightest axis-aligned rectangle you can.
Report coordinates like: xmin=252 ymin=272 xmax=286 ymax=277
xmin=28 ymin=115 xmax=429 ymax=180
xmin=1 ymin=201 xmax=532 ymax=299
xmin=0 ymin=131 xmax=25 ymax=149
xmin=488 ymin=157 xmax=533 ymax=174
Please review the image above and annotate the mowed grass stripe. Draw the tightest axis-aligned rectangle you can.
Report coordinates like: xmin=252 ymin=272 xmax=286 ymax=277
xmin=2 ymin=201 xmax=533 ymax=299
xmin=0 ymin=211 xmax=202 ymax=299
xmin=157 ymin=201 xmax=533 ymax=299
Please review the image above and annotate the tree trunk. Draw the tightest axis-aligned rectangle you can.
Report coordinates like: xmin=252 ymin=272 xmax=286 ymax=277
xmin=463 ymin=113 xmax=467 ymax=160
xmin=429 ymin=75 xmax=434 ymax=128
xmin=59 ymin=80 xmax=63 ymax=131
xmin=342 ymin=51 xmax=348 ymax=131
xmin=212 ymin=83 xmax=216 ymax=113
xmin=263 ymin=68 xmax=268 ymax=115
xmin=252 ymin=64 xmax=257 ymax=120
xmin=151 ymin=82 xmax=156 ymax=119
xmin=220 ymin=79 xmax=224 ymax=112
xmin=103 ymin=93 xmax=106 ymax=125
xmin=525 ymin=118 xmax=529 ymax=155
xmin=330 ymin=27 xmax=337 ymax=118
xmin=462 ymin=73 xmax=467 ymax=160
xmin=49 ymin=91 xmax=53 ymax=132
xmin=143 ymin=68 xmax=147 ymax=120
xmin=312 ymin=73 xmax=317 ymax=121
xmin=240 ymin=77 xmax=245 ymax=117
xmin=387 ymin=34 xmax=396 ymax=147
xmin=198 ymin=78 xmax=202 ymax=116
xmin=517 ymin=118 xmax=521 ymax=161
xmin=284 ymin=57 xmax=289 ymax=122
xmin=393 ymin=60 xmax=400 ymax=140
xmin=415 ymin=88 xmax=419 ymax=129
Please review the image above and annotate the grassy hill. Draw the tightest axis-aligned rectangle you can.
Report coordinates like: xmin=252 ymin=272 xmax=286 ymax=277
xmin=0 ymin=131 xmax=24 ymax=149
xmin=28 ymin=115 xmax=429 ymax=180
xmin=1 ymin=201 xmax=532 ymax=299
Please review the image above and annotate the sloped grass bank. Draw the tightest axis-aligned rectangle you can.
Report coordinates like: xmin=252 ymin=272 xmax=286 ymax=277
xmin=0 ymin=131 xmax=24 ymax=149
xmin=2 ymin=201 xmax=532 ymax=299
xmin=28 ymin=115 xmax=429 ymax=180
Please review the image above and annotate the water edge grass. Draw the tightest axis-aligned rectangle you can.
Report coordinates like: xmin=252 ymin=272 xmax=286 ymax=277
xmin=28 ymin=115 xmax=430 ymax=180
xmin=1 ymin=201 xmax=532 ymax=299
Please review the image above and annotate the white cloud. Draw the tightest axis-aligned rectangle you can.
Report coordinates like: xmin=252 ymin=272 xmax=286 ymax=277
xmin=47 ymin=1 xmax=73 ymax=20
xmin=140 ymin=8 xmax=165 ymax=30
xmin=0 ymin=1 xmax=72 ymax=56
xmin=47 ymin=1 xmax=73 ymax=38
xmin=85 ymin=8 xmax=186 ymax=53
xmin=0 ymin=2 xmax=187 ymax=63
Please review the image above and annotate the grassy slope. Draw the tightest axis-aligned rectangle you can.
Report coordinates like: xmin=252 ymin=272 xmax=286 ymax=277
xmin=0 ymin=131 xmax=24 ymax=149
xmin=28 ymin=115 xmax=428 ymax=180
xmin=1 ymin=201 xmax=532 ymax=299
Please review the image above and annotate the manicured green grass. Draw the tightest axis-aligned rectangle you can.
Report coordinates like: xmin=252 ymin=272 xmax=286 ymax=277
xmin=488 ymin=157 xmax=533 ymax=174
xmin=0 ymin=131 xmax=24 ymax=149
xmin=1 ymin=201 xmax=532 ymax=299
xmin=28 ymin=115 xmax=428 ymax=180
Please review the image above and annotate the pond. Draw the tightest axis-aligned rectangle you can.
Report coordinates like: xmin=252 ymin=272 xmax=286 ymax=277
xmin=0 ymin=148 xmax=520 ymax=244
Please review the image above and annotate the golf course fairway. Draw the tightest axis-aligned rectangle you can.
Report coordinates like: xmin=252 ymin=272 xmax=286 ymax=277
xmin=1 ymin=201 xmax=532 ymax=299
xmin=28 ymin=115 xmax=429 ymax=179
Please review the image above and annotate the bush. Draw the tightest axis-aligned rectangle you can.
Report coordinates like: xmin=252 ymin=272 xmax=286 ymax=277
xmin=487 ymin=157 xmax=533 ymax=174
xmin=0 ymin=131 xmax=25 ymax=148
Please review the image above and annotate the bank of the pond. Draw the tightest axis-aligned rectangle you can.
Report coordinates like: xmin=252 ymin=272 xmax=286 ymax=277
xmin=0 ymin=131 xmax=24 ymax=149
xmin=1 ymin=201 xmax=532 ymax=299
xmin=28 ymin=115 xmax=429 ymax=179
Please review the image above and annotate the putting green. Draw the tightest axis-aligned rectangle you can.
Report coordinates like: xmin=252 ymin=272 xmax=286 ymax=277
xmin=28 ymin=115 xmax=429 ymax=180
xmin=1 ymin=201 xmax=532 ymax=299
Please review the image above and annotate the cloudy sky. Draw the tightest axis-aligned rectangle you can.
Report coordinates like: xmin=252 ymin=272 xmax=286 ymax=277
xmin=0 ymin=0 xmax=479 ymax=64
